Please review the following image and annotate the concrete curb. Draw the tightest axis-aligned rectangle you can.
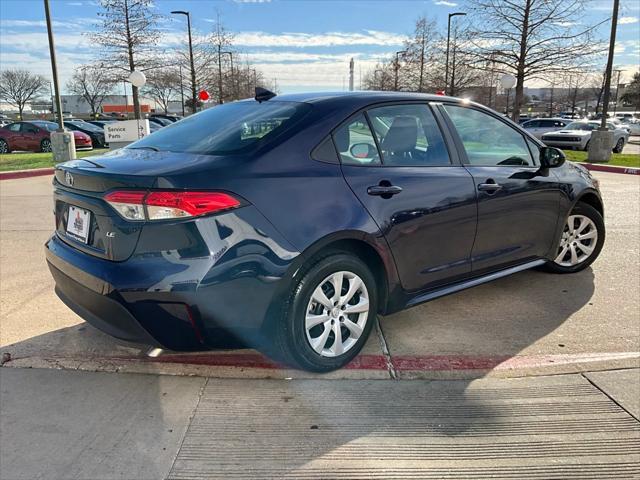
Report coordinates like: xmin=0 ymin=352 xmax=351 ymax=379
xmin=3 ymin=351 xmax=639 ymax=380
xmin=0 ymin=167 xmax=54 ymax=180
xmin=580 ymin=163 xmax=640 ymax=175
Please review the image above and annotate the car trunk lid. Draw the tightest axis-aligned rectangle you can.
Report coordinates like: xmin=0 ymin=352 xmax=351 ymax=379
xmin=53 ymin=149 xmax=220 ymax=261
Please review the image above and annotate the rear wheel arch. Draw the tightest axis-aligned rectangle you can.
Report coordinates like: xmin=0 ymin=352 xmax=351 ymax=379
xmin=312 ymin=238 xmax=389 ymax=313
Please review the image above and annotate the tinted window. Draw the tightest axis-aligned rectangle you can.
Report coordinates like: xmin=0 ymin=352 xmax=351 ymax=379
xmin=129 ymin=101 xmax=311 ymax=155
xmin=333 ymin=113 xmax=381 ymax=166
xmin=7 ymin=123 xmax=21 ymax=132
xmin=444 ymin=105 xmax=533 ymax=167
xmin=367 ymin=104 xmax=450 ymax=166
xmin=22 ymin=123 xmax=38 ymax=133
xmin=32 ymin=121 xmax=59 ymax=132
xmin=524 ymin=120 xmax=540 ymax=128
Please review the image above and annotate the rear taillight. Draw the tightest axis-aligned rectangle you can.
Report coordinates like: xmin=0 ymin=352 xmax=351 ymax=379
xmin=104 ymin=190 xmax=241 ymax=221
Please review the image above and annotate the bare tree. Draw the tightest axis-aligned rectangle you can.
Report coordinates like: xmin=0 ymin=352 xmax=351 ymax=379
xmin=0 ymin=69 xmax=48 ymax=118
xmin=143 ymin=70 xmax=180 ymax=113
xmin=466 ymin=0 xmax=605 ymax=120
xmin=402 ymin=16 xmax=440 ymax=92
xmin=89 ymin=0 xmax=162 ymax=118
xmin=66 ymin=65 xmax=114 ymax=115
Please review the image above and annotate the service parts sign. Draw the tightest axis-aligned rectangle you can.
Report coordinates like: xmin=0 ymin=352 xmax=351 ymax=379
xmin=105 ymin=119 xmax=150 ymax=143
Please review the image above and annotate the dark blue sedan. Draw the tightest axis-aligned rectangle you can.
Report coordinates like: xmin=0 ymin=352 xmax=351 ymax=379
xmin=46 ymin=91 xmax=605 ymax=371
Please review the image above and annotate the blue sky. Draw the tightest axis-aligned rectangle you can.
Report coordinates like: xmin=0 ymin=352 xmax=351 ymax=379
xmin=0 ymin=0 xmax=639 ymax=94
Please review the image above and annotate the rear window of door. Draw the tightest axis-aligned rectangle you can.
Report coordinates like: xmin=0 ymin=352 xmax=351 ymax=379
xmin=332 ymin=113 xmax=381 ymax=166
xmin=366 ymin=104 xmax=450 ymax=166
xmin=443 ymin=105 xmax=535 ymax=167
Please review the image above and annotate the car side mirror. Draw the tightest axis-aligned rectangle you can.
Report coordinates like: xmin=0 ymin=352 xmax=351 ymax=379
xmin=350 ymin=143 xmax=377 ymax=160
xmin=540 ymin=146 xmax=565 ymax=168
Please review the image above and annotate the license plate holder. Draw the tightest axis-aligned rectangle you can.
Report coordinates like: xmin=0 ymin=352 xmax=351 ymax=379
xmin=66 ymin=205 xmax=91 ymax=243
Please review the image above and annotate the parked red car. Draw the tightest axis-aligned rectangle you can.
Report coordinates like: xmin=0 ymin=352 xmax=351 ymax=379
xmin=0 ymin=121 xmax=93 ymax=154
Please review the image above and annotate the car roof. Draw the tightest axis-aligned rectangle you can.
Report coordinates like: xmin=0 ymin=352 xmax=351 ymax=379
xmin=267 ymin=91 xmax=466 ymax=107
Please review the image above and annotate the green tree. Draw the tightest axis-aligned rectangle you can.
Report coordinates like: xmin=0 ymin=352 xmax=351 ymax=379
xmin=621 ymin=72 xmax=640 ymax=110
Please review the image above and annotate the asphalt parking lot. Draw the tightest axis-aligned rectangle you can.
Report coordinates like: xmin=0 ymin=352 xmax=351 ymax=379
xmin=1 ymin=170 xmax=638 ymax=379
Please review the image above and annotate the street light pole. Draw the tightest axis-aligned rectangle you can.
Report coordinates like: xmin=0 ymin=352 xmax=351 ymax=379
xmin=171 ymin=11 xmax=197 ymax=113
xmin=178 ymin=64 xmax=185 ymax=117
xmin=613 ymin=69 xmax=623 ymax=115
xmin=221 ymin=51 xmax=235 ymax=100
xmin=445 ymin=12 xmax=466 ymax=96
xmin=394 ymin=50 xmax=407 ymax=91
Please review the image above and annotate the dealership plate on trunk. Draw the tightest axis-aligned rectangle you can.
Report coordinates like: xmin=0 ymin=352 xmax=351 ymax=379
xmin=66 ymin=206 xmax=90 ymax=243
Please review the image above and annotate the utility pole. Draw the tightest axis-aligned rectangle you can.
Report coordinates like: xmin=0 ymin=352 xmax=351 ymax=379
xmin=44 ymin=0 xmax=75 ymax=160
xmin=589 ymin=0 xmax=619 ymax=162
xmin=349 ymin=58 xmax=354 ymax=91
xmin=445 ymin=12 xmax=466 ymax=95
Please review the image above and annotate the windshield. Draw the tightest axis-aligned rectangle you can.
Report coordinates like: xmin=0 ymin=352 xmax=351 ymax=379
xmin=129 ymin=101 xmax=311 ymax=155
xmin=69 ymin=122 xmax=102 ymax=132
xmin=564 ymin=122 xmax=597 ymax=131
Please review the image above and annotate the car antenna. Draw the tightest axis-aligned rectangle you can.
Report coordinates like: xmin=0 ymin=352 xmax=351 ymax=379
xmin=255 ymin=87 xmax=277 ymax=103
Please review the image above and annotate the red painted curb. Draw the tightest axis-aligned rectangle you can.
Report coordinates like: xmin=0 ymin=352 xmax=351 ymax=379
xmin=0 ymin=168 xmax=54 ymax=180
xmin=580 ymin=163 xmax=639 ymax=175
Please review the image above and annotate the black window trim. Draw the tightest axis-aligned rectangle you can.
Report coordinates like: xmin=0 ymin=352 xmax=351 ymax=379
xmin=329 ymin=100 xmax=462 ymax=168
xmin=437 ymin=103 xmax=541 ymax=169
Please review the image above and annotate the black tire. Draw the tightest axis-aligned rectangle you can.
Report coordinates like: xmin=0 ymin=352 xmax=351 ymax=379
xmin=0 ymin=139 xmax=10 ymax=154
xmin=583 ymin=140 xmax=590 ymax=152
xmin=40 ymin=138 xmax=52 ymax=153
xmin=543 ymin=202 xmax=605 ymax=274
xmin=270 ymin=251 xmax=378 ymax=372
xmin=613 ymin=138 xmax=624 ymax=154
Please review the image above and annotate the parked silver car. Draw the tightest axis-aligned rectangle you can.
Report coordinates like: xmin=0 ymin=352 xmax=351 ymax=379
xmin=541 ymin=121 xmax=629 ymax=153
xmin=522 ymin=118 xmax=571 ymax=139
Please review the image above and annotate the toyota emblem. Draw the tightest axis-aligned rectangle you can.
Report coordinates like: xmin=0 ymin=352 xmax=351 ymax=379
xmin=65 ymin=171 xmax=74 ymax=186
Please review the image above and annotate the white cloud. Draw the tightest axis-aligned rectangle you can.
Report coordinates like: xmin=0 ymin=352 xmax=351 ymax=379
xmin=619 ymin=16 xmax=639 ymax=25
xmin=233 ymin=30 xmax=407 ymax=48
xmin=434 ymin=1 xmax=458 ymax=6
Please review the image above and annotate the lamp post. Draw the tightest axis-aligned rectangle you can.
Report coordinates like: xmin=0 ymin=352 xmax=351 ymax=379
xmin=394 ymin=50 xmax=407 ymax=91
xmin=613 ymin=68 xmax=623 ymax=115
xmin=445 ymin=12 xmax=466 ymax=95
xmin=171 ymin=10 xmax=197 ymax=113
xmin=374 ymin=69 xmax=385 ymax=90
xmin=220 ymin=51 xmax=235 ymax=101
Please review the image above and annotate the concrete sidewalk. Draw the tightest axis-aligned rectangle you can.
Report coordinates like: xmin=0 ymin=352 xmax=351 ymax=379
xmin=1 ymin=367 xmax=638 ymax=479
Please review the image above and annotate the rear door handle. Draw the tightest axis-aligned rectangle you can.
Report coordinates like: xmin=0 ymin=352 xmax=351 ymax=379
xmin=477 ymin=180 xmax=502 ymax=193
xmin=367 ymin=185 xmax=403 ymax=197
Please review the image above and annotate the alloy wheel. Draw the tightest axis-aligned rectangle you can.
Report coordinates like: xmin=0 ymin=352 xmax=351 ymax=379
xmin=554 ymin=214 xmax=598 ymax=267
xmin=41 ymin=139 xmax=52 ymax=153
xmin=305 ymin=270 xmax=370 ymax=358
xmin=614 ymin=138 xmax=624 ymax=152
xmin=0 ymin=140 xmax=7 ymax=154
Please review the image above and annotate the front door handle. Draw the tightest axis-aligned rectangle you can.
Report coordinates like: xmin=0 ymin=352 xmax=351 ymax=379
xmin=367 ymin=185 xmax=403 ymax=197
xmin=477 ymin=179 xmax=502 ymax=193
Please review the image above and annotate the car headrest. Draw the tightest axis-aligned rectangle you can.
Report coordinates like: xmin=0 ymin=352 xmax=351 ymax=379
xmin=381 ymin=116 xmax=417 ymax=153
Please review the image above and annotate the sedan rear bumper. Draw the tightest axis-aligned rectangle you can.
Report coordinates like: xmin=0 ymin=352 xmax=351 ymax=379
xmin=49 ymin=260 xmax=159 ymax=346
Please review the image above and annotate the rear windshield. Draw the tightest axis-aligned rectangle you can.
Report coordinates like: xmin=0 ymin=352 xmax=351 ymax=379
xmin=128 ymin=101 xmax=311 ymax=155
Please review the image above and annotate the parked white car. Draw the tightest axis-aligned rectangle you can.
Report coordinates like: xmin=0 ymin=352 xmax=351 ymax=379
xmin=621 ymin=121 xmax=640 ymax=135
xmin=541 ymin=121 xmax=629 ymax=153
xmin=521 ymin=118 xmax=571 ymax=139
